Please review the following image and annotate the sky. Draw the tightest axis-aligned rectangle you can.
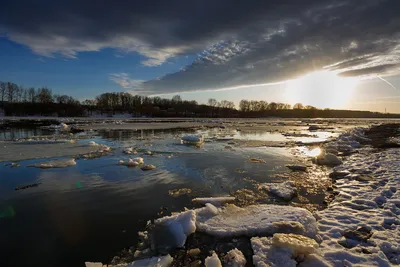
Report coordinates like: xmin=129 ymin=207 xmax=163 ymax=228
xmin=1 ymin=0 xmax=400 ymax=112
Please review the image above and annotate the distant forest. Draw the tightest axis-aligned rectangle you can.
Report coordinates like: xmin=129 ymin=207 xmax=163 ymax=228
xmin=1 ymin=81 xmax=399 ymax=118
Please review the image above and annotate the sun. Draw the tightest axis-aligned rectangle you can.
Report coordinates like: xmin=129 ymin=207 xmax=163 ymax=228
xmin=285 ymin=71 xmax=359 ymax=109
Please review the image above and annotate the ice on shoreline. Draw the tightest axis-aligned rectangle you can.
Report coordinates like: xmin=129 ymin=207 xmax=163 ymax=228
xmin=154 ymin=210 xmax=196 ymax=249
xmin=315 ymin=129 xmax=400 ymax=266
xmin=251 ymin=235 xmax=327 ymax=267
xmin=195 ymin=204 xmax=317 ymax=238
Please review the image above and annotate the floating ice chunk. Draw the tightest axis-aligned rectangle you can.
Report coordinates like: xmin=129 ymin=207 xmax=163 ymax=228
xmin=205 ymin=252 xmax=222 ymax=267
xmin=258 ymin=181 xmax=297 ymax=201
xmin=123 ymin=147 xmax=138 ymax=155
xmin=31 ymin=158 xmax=76 ymax=168
xmin=119 ymin=159 xmax=139 ymax=167
xmin=224 ymin=248 xmax=246 ymax=267
xmin=59 ymin=123 xmax=69 ymax=130
xmin=196 ymin=204 xmax=317 ymax=238
xmin=85 ymin=254 xmax=173 ymax=267
xmin=119 ymin=157 xmax=144 ymax=167
xmin=192 ymin=196 xmax=235 ymax=206
xmin=89 ymin=141 xmax=97 ymax=146
xmin=133 ymin=157 xmax=144 ymax=164
xmin=272 ymin=233 xmax=319 ymax=256
xmin=154 ymin=210 xmax=196 ymax=248
xmin=141 ymin=164 xmax=156 ymax=171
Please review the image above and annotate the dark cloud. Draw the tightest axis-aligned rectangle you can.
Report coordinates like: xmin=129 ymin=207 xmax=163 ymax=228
xmin=1 ymin=0 xmax=399 ymax=93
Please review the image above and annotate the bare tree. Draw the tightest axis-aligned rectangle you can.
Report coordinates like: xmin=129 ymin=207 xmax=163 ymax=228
xmin=7 ymin=82 xmax=17 ymax=103
xmin=268 ymin=102 xmax=278 ymax=111
xmin=293 ymin=103 xmax=304 ymax=109
xmin=239 ymin=99 xmax=249 ymax=112
xmin=36 ymin=87 xmax=53 ymax=104
xmin=208 ymin=98 xmax=217 ymax=107
xmin=28 ymin=87 xmax=36 ymax=103
xmin=172 ymin=95 xmax=182 ymax=104
xmin=0 ymin=82 xmax=6 ymax=104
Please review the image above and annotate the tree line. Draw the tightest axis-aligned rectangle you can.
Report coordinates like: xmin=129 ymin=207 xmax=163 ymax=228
xmin=1 ymin=81 xmax=399 ymax=118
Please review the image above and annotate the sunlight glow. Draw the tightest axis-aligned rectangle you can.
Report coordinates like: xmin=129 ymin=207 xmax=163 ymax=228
xmin=285 ymin=71 xmax=359 ymax=109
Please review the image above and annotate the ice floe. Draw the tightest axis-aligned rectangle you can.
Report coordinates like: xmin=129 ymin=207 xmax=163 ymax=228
xmin=30 ymin=158 xmax=76 ymax=168
xmin=141 ymin=164 xmax=156 ymax=171
xmin=123 ymin=147 xmax=138 ymax=155
xmin=181 ymin=135 xmax=204 ymax=145
xmin=119 ymin=157 xmax=144 ymax=167
xmin=195 ymin=204 xmax=317 ymax=238
xmin=153 ymin=210 xmax=196 ymax=250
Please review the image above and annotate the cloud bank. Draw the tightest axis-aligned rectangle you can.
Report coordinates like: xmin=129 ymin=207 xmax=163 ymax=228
xmin=1 ymin=0 xmax=399 ymax=94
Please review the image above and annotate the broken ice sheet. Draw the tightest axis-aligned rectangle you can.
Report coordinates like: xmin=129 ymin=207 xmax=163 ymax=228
xmin=151 ymin=210 xmax=196 ymax=253
xmin=29 ymin=158 xmax=77 ymax=168
xmin=195 ymin=204 xmax=317 ymax=238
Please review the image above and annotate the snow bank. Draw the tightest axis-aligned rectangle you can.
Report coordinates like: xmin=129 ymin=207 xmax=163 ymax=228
xmin=205 ymin=252 xmax=222 ymax=267
xmin=224 ymin=248 xmax=246 ymax=267
xmin=30 ymin=158 xmax=76 ymax=168
xmin=316 ymin=132 xmax=400 ymax=265
xmin=258 ymin=181 xmax=297 ymax=201
xmin=196 ymin=204 xmax=317 ymax=238
xmin=154 ymin=210 xmax=196 ymax=248
xmin=192 ymin=196 xmax=236 ymax=206
xmin=85 ymin=254 xmax=173 ymax=267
